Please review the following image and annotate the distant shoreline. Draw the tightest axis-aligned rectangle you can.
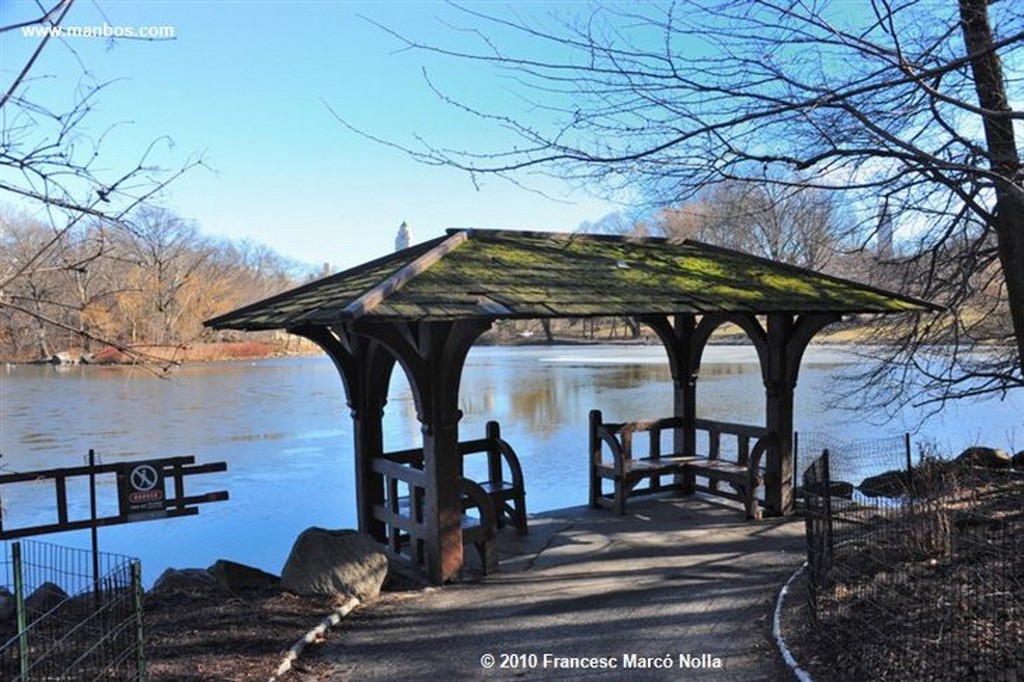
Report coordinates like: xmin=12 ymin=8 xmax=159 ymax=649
xmin=10 ymin=320 xmax=994 ymax=367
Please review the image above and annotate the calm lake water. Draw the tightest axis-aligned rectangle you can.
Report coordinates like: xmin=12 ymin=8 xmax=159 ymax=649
xmin=1 ymin=344 xmax=1021 ymax=585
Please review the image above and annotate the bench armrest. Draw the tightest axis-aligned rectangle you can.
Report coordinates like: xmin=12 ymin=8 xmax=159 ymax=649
xmin=590 ymin=418 xmax=631 ymax=475
xmin=381 ymin=447 xmax=425 ymax=466
xmin=748 ymin=434 xmax=773 ymax=474
xmin=460 ymin=478 xmax=498 ymax=537
xmin=495 ymin=438 xmax=526 ymax=489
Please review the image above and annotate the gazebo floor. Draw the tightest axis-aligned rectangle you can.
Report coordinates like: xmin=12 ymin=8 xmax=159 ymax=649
xmin=302 ymin=495 xmax=806 ymax=681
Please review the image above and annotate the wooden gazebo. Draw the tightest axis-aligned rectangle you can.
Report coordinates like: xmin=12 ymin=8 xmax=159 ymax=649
xmin=205 ymin=229 xmax=935 ymax=583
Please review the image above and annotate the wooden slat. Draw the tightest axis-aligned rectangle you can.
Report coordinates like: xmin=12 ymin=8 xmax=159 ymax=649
xmin=370 ymin=458 xmax=427 ymax=486
xmin=0 ymin=508 xmax=202 ymax=540
xmin=0 ymin=456 xmax=196 ymax=484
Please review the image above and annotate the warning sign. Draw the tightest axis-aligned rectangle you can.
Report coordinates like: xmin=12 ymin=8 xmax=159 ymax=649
xmin=118 ymin=461 xmax=167 ymax=517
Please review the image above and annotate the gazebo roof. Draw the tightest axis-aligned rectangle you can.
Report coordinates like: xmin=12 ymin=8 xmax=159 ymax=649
xmin=205 ymin=228 xmax=936 ymax=331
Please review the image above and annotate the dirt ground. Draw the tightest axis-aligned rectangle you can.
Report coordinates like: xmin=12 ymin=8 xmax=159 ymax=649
xmin=145 ymin=586 xmax=337 ymax=682
xmin=144 ymin=564 xmax=432 ymax=682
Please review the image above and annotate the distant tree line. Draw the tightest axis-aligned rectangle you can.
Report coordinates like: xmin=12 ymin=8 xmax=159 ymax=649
xmin=0 ymin=207 xmax=307 ymax=362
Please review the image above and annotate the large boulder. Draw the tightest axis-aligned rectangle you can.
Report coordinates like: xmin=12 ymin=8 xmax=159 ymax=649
xmin=150 ymin=568 xmax=227 ymax=596
xmin=207 ymin=559 xmax=279 ymax=591
xmin=1012 ymin=450 xmax=1024 ymax=471
xmin=801 ymin=480 xmax=855 ymax=499
xmin=859 ymin=469 xmax=910 ymax=498
xmin=956 ymin=447 xmax=1012 ymax=469
xmin=280 ymin=528 xmax=388 ymax=600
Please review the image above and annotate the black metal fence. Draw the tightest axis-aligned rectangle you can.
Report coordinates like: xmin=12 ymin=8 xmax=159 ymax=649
xmin=0 ymin=540 xmax=145 ymax=681
xmin=801 ymin=440 xmax=1024 ymax=681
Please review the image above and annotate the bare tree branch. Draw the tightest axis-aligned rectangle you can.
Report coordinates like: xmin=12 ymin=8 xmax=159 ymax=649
xmin=337 ymin=0 xmax=1024 ymax=407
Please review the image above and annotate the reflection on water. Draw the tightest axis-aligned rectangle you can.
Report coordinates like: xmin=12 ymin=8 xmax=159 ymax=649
xmin=1 ymin=345 xmax=1021 ymax=585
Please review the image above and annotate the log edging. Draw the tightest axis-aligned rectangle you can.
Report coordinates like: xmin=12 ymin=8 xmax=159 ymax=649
xmin=267 ymin=595 xmax=361 ymax=681
xmin=771 ymin=563 xmax=814 ymax=682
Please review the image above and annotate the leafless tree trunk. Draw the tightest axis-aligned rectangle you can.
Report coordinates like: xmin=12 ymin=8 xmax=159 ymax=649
xmin=959 ymin=0 xmax=1024 ymax=374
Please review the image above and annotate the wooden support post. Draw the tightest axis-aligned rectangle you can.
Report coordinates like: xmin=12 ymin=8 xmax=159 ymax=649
xmin=762 ymin=313 xmax=840 ymax=516
xmin=675 ymin=314 xmax=699 ymax=458
xmin=351 ymin=391 xmax=388 ymax=542
xmin=421 ymin=408 xmax=464 ymax=583
xmin=764 ymin=313 xmax=795 ymax=516
xmin=364 ymin=319 xmax=490 ymax=583
xmin=292 ymin=326 xmax=394 ymax=542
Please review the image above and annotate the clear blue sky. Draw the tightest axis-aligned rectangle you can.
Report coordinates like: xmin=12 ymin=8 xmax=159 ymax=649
xmin=3 ymin=1 xmax=619 ymax=270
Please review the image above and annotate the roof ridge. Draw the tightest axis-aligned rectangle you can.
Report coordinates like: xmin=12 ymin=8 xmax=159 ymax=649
xmin=448 ymin=227 xmax=672 ymax=246
xmin=343 ymin=230 xmax=470 ymax=319
xmin=202 ymin=236 xmax=447 ymax=329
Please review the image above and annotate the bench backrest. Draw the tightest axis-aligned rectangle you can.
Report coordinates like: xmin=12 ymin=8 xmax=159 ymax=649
xmin=380 ymin=421 xmax=525 ymax=488
xmin=590 ymin=409 xmax=772 ymax=467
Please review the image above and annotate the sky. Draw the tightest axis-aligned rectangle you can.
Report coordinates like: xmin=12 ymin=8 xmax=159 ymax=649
xmin=2 ymin=1 xmax=620 ymax=271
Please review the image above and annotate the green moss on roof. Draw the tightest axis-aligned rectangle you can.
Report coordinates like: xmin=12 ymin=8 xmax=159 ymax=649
xmin=205 ymin=229 xmax=937 ymax=331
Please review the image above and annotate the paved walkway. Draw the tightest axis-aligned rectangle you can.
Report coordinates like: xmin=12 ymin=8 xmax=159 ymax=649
xmin=300 ymin=497 xmax=805 ymax=681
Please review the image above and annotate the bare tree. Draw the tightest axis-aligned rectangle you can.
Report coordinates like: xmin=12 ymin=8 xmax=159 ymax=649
xmin=347 ymin=0 xmax=1024 ymax=404
xmin=0 ymin=211 xmax=307 ymax=360
xmin=120 ymin=208 xmax=210 ymax=345
xmin=658 ymin=181 xmax=844 ymax=272
xmin=1 ymin=0 xmax=201 ymax=363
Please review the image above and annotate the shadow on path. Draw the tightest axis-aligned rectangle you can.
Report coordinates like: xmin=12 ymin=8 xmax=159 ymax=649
xmin=302 ymin=497 xmax=805 ymax=681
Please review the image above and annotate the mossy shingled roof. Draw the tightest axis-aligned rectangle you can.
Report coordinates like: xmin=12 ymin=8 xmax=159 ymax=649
xmin=204 ymin=229 xmax=937 ymax=331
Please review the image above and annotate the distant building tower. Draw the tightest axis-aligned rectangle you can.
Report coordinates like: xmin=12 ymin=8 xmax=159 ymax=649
xmin=395 ymin=221 xmax=412 ymax=252
xmin=877 ymin=203 xmax=894 ymax=260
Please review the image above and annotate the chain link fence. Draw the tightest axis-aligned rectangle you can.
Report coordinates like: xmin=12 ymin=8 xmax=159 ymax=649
xmin=800 ymin=438 xmax=1023 ymax=681
xmin=0 ymin=540 xmax=145 ymax=681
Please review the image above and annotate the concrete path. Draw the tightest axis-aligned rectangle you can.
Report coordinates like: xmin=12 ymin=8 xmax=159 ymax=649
xmin=300 ymin=497 xmax=805 ymax=681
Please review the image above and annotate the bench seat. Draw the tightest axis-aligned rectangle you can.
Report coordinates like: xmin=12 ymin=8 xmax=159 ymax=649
xmin=594 ymin=454 xmax=704 ymax=476
xmin=686 ymin=458 xmax=749 ymax=482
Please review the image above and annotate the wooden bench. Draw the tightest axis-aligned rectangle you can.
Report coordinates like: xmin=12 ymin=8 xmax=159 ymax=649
xmin=588 ymin=409 xmax=772 ymax=519
xmin=372 ymin=421 xmax=528 ymax=575
xmin=372 ymin=455 xmax=500 ymax=574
